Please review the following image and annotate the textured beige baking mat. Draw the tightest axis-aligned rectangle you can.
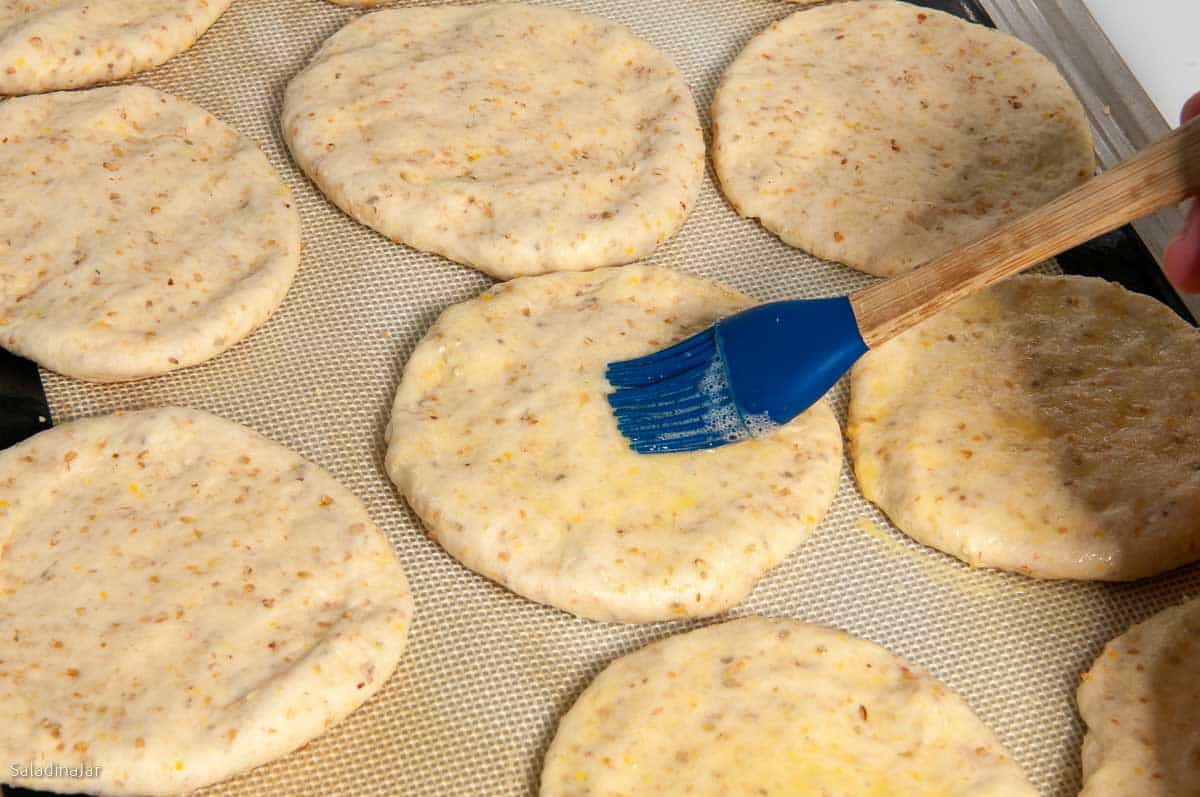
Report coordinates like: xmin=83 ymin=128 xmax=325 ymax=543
xmin=31 ymin=1 xmax=1200 ymax=795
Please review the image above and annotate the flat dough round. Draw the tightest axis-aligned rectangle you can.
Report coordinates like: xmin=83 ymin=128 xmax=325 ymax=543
xmin=0 ymin=407 xmax=413 ymax=797
xmin=847 ymin=274 xmax=1200 ymax=580
xmin=541 ymin=615 xmax=1036 ymax=796
xmin=386 ymin=266 xmax=842 ymax=623
xmin=0 ymin=0 xmax=233 ymax=95
xmin=1077 ymin=597 xmax=1200 ymax=796
xmin=282 ymin=4 xmax=703 ymax=279
xmin=0 ymin=85 xmax=301 ymax=382
xmin=711 ymin=1 xmax=1094 ymax=276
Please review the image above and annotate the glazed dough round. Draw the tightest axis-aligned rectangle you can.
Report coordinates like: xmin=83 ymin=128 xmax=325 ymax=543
xmin=386 ymin=266 xmax=842 ymax=623
xmin=0 ymin=85 xmax=301 ymax=382
xmin=1078 ymin=597 xmax=1200 ymax=797
xmin=541 ymin=616 xmax=1036 ymax=796
xmin=848 ymin=275 xmax=1200 ymax=580
xmin=0 ymin=408 xmax=414 ymax=797
xmin=0 ymin=0 xmax=233 ymax=95
xmin=282 ymin=3 xmax=704 ymax=279
xmin=711 ymin=1 xmax=1094 ymax=276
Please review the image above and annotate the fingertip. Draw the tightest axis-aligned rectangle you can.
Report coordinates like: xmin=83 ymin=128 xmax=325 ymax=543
xmin=1163 ymin=204 xmax=1200 ymax=293
xmin=1166 ymin=95 xmax=1200 ymax=292
xmin=1183 ymin=91 xmax=1200 ymax=125
xmin=1164 ymin=243 xmax=1199 ymax=294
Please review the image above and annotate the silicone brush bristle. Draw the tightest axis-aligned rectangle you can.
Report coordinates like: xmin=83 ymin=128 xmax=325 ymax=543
xmin=606 ymin=329 xmax=751 ymax=453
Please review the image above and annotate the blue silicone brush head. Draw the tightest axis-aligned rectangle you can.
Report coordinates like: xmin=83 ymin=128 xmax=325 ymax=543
xmin=606 ymin=297 xmax=868 ymax=453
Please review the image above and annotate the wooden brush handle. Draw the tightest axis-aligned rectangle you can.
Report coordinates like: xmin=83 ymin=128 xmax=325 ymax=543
xmin=849 ymin=115 xmax=1200 ymax=347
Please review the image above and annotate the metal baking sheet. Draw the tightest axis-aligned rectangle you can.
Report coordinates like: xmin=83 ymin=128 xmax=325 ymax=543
xmin=4 ymin=2 xmax=1197 ymax=796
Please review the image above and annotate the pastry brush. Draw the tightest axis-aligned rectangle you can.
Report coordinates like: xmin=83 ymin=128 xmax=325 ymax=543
xmin=607 ymin=116 xmax=1200 ymax=453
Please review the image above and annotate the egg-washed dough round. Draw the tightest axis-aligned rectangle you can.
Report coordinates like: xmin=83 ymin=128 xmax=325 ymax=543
xmin=0 ymin=85 xmax=301 ymax=382
xmin=0 ymin=407 xmax=414 ymax=797
xmin=541 ymin=616 xmax=1036 ymax=796
xmin=848 ymin=274 xmax=1200 ymax=580
xmin=0 ymin=0 xmax=233 ymax=95
xmin=386 ymin=266 xmax=842 ymax=624
xmin=1077 ymin=597 xmax=1200 ymax=796
xmin=711 ymin=0 xmax=1094 ymax=277
xmin=282 ymin=3 xmax=704 ymax=279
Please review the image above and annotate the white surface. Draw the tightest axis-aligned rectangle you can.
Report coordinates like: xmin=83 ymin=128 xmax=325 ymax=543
xmin=1081 ymin=0 xmax=1200 ymax=125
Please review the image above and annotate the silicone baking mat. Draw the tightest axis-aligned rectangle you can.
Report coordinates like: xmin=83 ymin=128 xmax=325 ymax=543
xmin=7 ymin=1 xmax=1199 ymax=795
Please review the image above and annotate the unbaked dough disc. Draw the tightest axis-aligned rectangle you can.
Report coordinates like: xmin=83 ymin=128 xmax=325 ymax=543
xmin=0 ymin=0 xmax=233 ymax=95
xmin=847 ymin=274 xmax=1200 ymax=580
xmin=282 ymin=3 xmax=704 ymax=279
xmin=386 ymin=265 xmax=842 ymax=623
xmin=540 ymin=616 xmax=1036 ymax=796
xmin=1077 ymin=597 xmax=1200 ymax=797
xmin=0 ymin=85 xmax=301 ymax=382
xmin=711 ymin=0 xmax=1094 ymax=276
xmin=0 ymin=407 xmax=414 ymax=797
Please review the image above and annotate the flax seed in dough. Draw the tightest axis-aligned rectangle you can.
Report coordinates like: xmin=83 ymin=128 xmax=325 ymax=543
xmin=0 ymin=85 xmax=301 ymax=382
xmin=541 ymin=616 xmax=1036 ymax=796
xmin=282 ymin=3 xmax=704 ymax=279
xmin=386 ymin=265 xmax=842 ymax=624
xmin=0 ymin=407 xmax=414 ymax=797
xmin=711 ymin=0 xmax=1094 ymax=276
xmin=0 ymin=0 xmax=233 ymax=95
xmin=848 ymin=274 xmax=1200 ymax=580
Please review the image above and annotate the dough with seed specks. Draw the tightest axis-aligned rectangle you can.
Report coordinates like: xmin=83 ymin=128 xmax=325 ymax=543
xmin=541 ymin=616 xmax=1036 ymax=795
xmin=282 ymin=4 xmax=703 ymax=279
xmin=0 ymin=0 xmax=232 ymax=95
xmin=711 ymin=0 xmax=1094 ymax=276
xmin=848 ymin=275 xmax=1200 ymax=579
xmin=386 ymin=266 xmax=842 ymax=623
xmin=0 ymin=85 xmax=301 ymax=382
xmin=0 ymin=408 xmax=413 ymax=797
xmin=1077 ymin=597 xmax=1200 ymax=796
